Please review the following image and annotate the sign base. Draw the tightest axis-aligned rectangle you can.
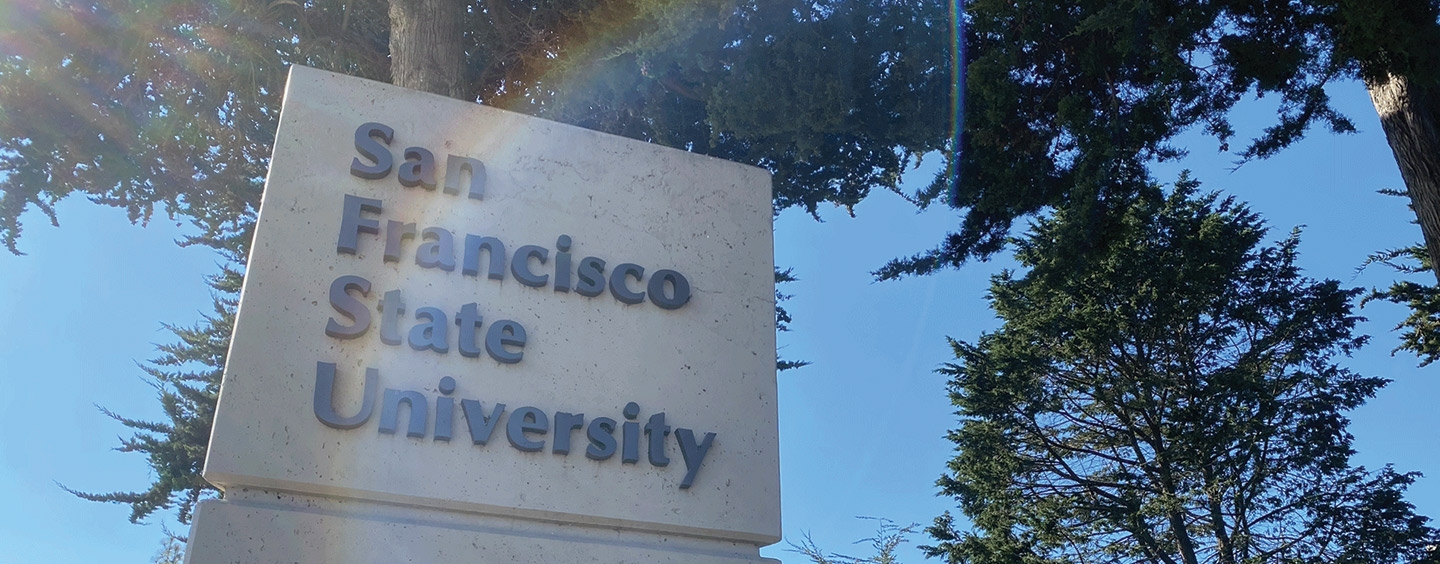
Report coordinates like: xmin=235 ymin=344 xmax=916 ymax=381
xmin=184 ymin=489 xmax=779 ymax=563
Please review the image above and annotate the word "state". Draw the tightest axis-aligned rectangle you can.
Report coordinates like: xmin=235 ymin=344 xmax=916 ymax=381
xmin=326 ymin=274 xmax=527 ymax=362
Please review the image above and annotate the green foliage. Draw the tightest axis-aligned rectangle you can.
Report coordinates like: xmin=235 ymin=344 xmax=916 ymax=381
xmin=153 ymin=531 xmax=186 ymax=564
xmin=878 ymin=0 xmax=1440 ymax=280
xmin=776 ymin=266 xmax=811 ymax=371
xmin=0 ymin=0 xmax=952 ymax=253
xmin=925 ymin=181 xmax=1438 ymax=564
xmin=0 ymin=0 xmax=387 ymax=254
xmin=1364 ymin=244 xmax=1440 ymax=366
xmin=791 ymin=518 xmax=919 ymax=564
xmin=63 ymin=245 xmax=244 ymax=523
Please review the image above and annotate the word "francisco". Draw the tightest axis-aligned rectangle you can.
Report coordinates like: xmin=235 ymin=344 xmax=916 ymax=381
xmin=336 ymin=194 xmax=692 ymax=310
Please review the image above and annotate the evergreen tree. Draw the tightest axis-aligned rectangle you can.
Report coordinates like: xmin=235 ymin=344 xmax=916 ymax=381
xmin=0 ymin=0 xmax=952 ymax=254
xmin=1365 ymin=242 xmax=1440 ymax=366
xmin=923 ymin=181 xmax=1438 ymax=564
xmin=152 ymin=530 xmax=187 ymax=564
xmin=792 ymin=518 xmax=920 ymax=564
xmin=880 ymin=0 xmax=1440 ymax=284
xmin=2 ymin=0 xmax=951 ymax=525
xmin=60 ymin=234 xmax=246 ymax=525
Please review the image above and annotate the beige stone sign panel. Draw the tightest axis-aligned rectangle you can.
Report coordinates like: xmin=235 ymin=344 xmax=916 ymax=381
xmin=203 ymin=66 xmax=780 ymax=545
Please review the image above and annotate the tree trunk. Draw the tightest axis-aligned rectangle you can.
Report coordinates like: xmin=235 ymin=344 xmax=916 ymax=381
xmin=1367 ymin=73 xmax=1440 ymax=283
xmin=388 ymin=0 xmax=468 ymax=99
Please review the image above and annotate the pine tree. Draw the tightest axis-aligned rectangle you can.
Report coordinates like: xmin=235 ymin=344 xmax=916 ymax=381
xmin=791 ymin=518 xmax=920 ymax=564
xmin=0 ymin=0 xmax=952 ymax=254
xmin=1365 ymin=243 xmax=1440 ymax=366
xmin=3 ymin=0 xmax=952 ymax=525
xmin=61 ymin=232 xmax=248 ymax=524
xmin=923 ymin=180 xmax=1438 ymax=564
xmin=880 ymin=0 xmax=1440 ymax=285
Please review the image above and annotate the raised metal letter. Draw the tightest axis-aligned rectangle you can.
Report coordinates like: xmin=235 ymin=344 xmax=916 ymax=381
xmin=313 ymin=362 xmax=377 ymax=430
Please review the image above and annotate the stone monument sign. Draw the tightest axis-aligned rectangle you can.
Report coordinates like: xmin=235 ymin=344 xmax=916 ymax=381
xmin=184 ymin=65 xmax=780 ymax=563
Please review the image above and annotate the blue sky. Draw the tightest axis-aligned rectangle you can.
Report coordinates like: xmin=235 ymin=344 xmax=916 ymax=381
xmin=1 ymin=80 xmax=1436 ymax=563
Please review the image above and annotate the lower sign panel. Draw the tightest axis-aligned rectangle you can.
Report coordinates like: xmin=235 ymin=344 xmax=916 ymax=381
xmin=186 ymin=491 xmax=779 ymax=563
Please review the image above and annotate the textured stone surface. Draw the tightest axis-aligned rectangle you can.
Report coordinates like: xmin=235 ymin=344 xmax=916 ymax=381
xmin=201 ymin=65 xmax=779 ymax=549
xmin=184 ymin=492 xmax=779 ymax=564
